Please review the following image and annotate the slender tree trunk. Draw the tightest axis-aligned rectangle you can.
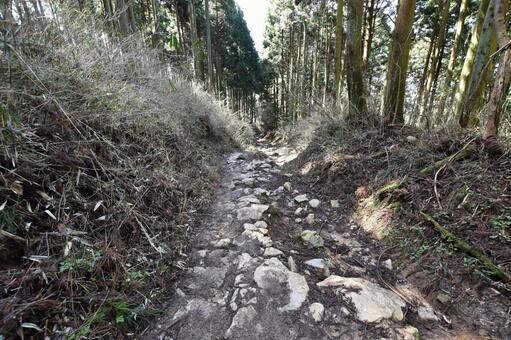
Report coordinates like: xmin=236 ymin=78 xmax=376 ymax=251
xmin=345 ymin=0 xmax=367 ymax=117
xmin=1 ymin=0 xmax=13 ymax=33
xmin=116 ymin=0 xmax=130 ymax=35
xmin=436 ymin=0 xmax=468 ymax=122
xmin=362 ymin=0 xmax=376 ymax=71
xmin=323 ymin=24 xmax=331 ymax=106
xmin=204 ymin=0 xmax=214 ymax=91
xmin=453 ymin=0 xmax=491 ymax=126
xmin=334 ymin=0 xmax=344 ymax=97
xmin=189 ymin=0 xmax=201 ymax=79
xmin=484 ymin=0 xmax=510 ymax=138
xmin=409 ymin=35 xmax=435 ymax=124
xmin=419 ymin=0 xmax=450 ymax=124
xmin=381 ymin=0 xmax=416 ymax=123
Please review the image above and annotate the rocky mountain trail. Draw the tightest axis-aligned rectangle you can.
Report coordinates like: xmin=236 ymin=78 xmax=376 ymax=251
xmin=142 ymin=145 xmax=458 ymax=339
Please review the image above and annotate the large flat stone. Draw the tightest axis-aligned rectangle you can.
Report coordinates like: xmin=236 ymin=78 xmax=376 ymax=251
xmin=254 ymin=258 xmax=309 ymax=312
xmin=317 ymin=276 xmax=405 ymax=323
xmin=237 ymin=204 xmax=270 ymax=221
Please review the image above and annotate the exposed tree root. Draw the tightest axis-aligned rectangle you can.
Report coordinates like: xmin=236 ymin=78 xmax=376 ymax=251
xmin=420 ymin=212 xmax=511 ymax=284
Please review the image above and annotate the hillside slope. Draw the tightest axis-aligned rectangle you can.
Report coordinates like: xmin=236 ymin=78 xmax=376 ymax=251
xmin=0 ymin=13 xmax=251 ymax=338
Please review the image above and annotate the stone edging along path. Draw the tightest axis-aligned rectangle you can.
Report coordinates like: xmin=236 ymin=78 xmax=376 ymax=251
xmin=142 ymin=145 xmax=450 ymax=340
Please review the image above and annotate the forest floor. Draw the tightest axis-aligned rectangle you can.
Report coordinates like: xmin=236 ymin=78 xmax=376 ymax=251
xmin=141 ymin=137 xmax=510 ymax=339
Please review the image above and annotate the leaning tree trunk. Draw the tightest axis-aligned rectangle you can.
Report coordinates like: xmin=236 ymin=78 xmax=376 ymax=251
xmin=345 ymin=0 xmax=367 ymax=118
xmin=453 ymin=0 xmax=491 ymax=126
xmin=458 ymin=0 xmax=497 ymax=128
xmin=484 ymin=0 xmax=510 ymax=138
xmin=381 ymin=0 xmax=416 ymax=124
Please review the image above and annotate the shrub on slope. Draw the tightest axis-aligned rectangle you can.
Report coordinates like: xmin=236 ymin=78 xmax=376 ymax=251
xmin=0 ymin=12 xmax=251 ymax=338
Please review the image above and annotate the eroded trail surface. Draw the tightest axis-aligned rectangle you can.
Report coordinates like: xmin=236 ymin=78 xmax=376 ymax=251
xmin=144 ymin=145 xmax=451 ymax=340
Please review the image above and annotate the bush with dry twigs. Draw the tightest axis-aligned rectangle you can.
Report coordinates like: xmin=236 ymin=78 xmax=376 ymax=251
xmin=0 ymin=10 xmax=252 ymax=338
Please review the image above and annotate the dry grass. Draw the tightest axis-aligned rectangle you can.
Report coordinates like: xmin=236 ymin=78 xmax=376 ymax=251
xmin=0 ymin=9 xmax=252 ymax=338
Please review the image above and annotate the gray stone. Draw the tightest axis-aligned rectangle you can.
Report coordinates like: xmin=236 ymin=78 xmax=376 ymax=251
xmin=253 ymin=188 xmax=269 ymax=196
xmin=237 ymin=253 xmax=258 ymax=271
xmin=436 ymin=292 xmax=452 ymax=304
xmin=294 ymin=207 xmax=305 ymax=216
xmin=264 ymin=247 xmax=284 ymax=257
xmin=284 ymin=182 xmax=292 ymax=192
xmin=383 ymin=259 xmax=393 ymax=270
xmin=305 ymin=213 xmax=315 ymax=225
xmin=309 ymin=302 xmax=325 ymax=322
xmin=294 ymin=194 xmax=309 ymax=203
xmin=397 ymin=326 xmax=420 ymax=340
xmin=330 ymin=200 xmax=340 ymax=208
xmin=225 ymin=305 xmax=258 ymax=338
xmin=237 ymin=204 xmax=269 ymax=221
xmin=406 ymin=135 xmax=419 ymax=143
xmin=417 ymin=305 xmax=438 ymax=322
xmin=242 ymin=229 xmax=273 ymax=247
xmin=288 ymin=256 xmax=298 ymax=272
xmin=317 ymin=276 xmax=405 ymax=323
xmin=305 ymin=258 xmax=328 ymax=269
xmin=300 ymin=230 xmax=324 ymax=248
xmin=309 ymin=199 xmax=320 ymax=208
xmin=254 ymin=258 xmax=309 ymax=312
xmin=212 ymin=238 xmax=231 ymax=248
xmin=254 ymin=221 xmax=268 ymax=229
xmin=241 ymin=177 xmax=256 ymax=187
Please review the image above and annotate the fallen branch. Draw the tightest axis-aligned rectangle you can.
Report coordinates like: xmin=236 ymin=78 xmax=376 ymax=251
xmin=420 ymin=147 xmax=473 ymax=175
xmin=420 ymin=212 xmax=511 ymax=284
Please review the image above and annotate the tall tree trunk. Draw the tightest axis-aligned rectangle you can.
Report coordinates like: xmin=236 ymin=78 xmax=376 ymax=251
xmin=453 ymin=0 xmax=491 ymax=126
xmin=484 ymin=0 xmax=510 ymax=138
xmin=345 ymin=0 xmax=367 ymax=117
xmin=419 ymin=0 xmax=450 ymax=124
xmin=436 ymin=0 xmax=468 ymax=122
xmin=323 ymin=24 xmax=331 ymax=106
xmin=381 ymin=0 xmax=416 ymax=124
xmin=204 ymin=0 xmax=214 ymax=90
xmin=409 ymin=35 xmax=435 ymax=125
xmin=116 ymin=0 xmax=130 ymax=35
xmin=189 ymin=0 xmax=201 ymax=80
xmin=458 ymin=0 xmax=497 ymax=127
xmin=1 ymin=0 xmax=13 ymax=33
xmin=362 ymin=0 xmax=376 ymax=71
xmin=334 ymin=0 xmax=344 ymax=97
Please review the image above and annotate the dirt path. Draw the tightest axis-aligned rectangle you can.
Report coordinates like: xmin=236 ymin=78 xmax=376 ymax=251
xmin=142 ymin=145 xmax=454 ymax=340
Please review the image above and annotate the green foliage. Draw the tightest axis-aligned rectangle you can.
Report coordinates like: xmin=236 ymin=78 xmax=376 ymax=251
xmin=59 ymin=250 xmax=102 ymax=274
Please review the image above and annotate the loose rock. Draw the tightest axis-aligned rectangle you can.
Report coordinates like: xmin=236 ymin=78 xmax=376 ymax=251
xmin=301 ymin=230 xmax=324 ymax=248
xmin=264 ymin=247 xmax=284 ymax=257
xmin=330 ymin=200 xmax=340 ymax=208
xmin=305 ymin=213 xmax=315 ymax=225
xmin=309 ymin=303 xmax=325 ymax=322
xmin=237 ymin=204 xmax=269 ymax=221
xmin=283 ymin=182 xmax=292 ymax=192
xmin=417 ymin=305 xmax=438 ymax=322
xmin=294 ymin=194 xmax=309 ymax=203
xmin=309 ymin=199 xmax=320 ymax=208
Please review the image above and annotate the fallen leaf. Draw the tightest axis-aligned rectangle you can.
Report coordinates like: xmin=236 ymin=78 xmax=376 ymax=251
xmin=10 ymin=181 xmax=23 ymax=196
xmin=93 ymin=200 xmax=103 ymax=212
xmin=44 ymin=210 xmax=57 ymax=220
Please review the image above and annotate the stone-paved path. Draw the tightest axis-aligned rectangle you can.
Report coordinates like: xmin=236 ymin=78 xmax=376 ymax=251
xmin=143 ymin=145 xmax=450 ymax=340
